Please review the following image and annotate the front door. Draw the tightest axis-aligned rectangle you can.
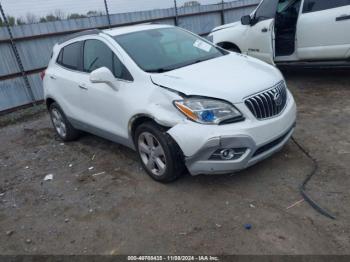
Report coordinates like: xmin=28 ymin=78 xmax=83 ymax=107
xmin=245 ymin=0 xmax=279 ymax=64
xmin=77 ymin=39 xmax=134 ymax=142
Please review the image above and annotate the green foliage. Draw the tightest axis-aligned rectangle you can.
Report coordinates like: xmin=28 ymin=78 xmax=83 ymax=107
xmin=68 ymin=13 xmax=87 ymax=19
xmin=45 ymin=14 xmax=60 ymax=22
xmin=87 ymin=10 xmax=104 ymax=17
xmin=183 ymin=1 xmax=201 ymax=7
xmin=16 ymin=18 xmax=26 ymax=25
xmin=7 ymin=15 xmax=15 ymax=26
xmin=0 ymin=9 xmax=104 ymax=26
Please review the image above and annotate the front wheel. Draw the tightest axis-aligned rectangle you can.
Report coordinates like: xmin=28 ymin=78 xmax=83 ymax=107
xmin=135 ymin=122 xmax=185 ymax=183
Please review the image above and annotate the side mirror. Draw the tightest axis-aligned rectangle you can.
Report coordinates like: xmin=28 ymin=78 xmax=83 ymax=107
xmin=90 ymin=67 xmax=119 ymax=90
xmin=241 ymin=15 xmax=252 ymax=25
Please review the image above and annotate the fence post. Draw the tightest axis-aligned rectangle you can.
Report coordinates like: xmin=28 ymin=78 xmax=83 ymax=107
xmin=0 ymin=2 xmax=36 ymax=106
xmin=174 ymin=0 xmax=179 ymax=26
xmin=104 ymin=0 xmax=111 ymax=28
xmin=221 ymin=0 xmax=225 ymax=25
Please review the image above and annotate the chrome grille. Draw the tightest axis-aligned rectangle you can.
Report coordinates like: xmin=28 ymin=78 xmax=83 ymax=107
xmin=245 ymin=81 xmax=287 ymax=120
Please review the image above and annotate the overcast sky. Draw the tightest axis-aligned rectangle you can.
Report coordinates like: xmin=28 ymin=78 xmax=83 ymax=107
xmin=1 ymin=0 xmax=224 ymax=18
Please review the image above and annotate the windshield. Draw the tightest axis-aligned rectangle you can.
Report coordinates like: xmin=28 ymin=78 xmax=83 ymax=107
xmin=113 ymin=27 xmax=226 ymax=73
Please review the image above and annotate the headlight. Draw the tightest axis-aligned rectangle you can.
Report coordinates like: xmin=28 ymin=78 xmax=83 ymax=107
xmin=174 ymin=98 xmax=243 ymax=125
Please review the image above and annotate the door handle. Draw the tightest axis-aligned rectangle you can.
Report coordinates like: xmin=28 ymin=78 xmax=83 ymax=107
xmin=336 ymin=15 xmax=350 ymax=21
xmin=78 ymin=84 xmax=88 ymax=90
xmin=261 ymin=28 xmax=268 ymax=33
xmin=50 ymin=75 xmax=57 ymax=80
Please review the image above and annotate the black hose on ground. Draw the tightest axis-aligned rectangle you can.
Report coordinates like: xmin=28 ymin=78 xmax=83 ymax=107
xmin=291 ymin=136 xmax=336 ymax=220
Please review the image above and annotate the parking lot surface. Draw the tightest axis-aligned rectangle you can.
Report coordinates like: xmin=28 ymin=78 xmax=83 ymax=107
xmin=0 ymin=69 xmax=349 ymax=254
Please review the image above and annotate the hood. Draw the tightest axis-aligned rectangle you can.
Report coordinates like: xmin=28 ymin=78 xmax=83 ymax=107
xmin=211 ymin=21 xmax=240 ymax=33
xmin=151 ymin=53 xmax=283 ymax=103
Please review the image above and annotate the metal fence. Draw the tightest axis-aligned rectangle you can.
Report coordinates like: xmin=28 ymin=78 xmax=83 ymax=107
xmin=0 ymin=0 xmax=259 ymax=113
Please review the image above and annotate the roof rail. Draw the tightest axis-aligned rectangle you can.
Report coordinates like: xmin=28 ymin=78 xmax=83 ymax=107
xmin=58 ymin=29 xmax=102 ymax=44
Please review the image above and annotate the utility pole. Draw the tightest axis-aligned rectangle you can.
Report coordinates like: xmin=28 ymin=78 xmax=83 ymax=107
xmin=221 ymin=0 xmax=225 ymax=25
xmin=174 ymin=0 xmax=179 ymax=26
xmin=0 ymin=2 xmax=36 ymax=105
xmin=104 ymin=0 xmax=111 ymax=28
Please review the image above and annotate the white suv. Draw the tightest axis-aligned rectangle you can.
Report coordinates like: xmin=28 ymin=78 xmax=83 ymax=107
xmin=43 ymin=24 xmax=296 ymax=182
xmin=209 ymin=0 xmax=350 ymax=65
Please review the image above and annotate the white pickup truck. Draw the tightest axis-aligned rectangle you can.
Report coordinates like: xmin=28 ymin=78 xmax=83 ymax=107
xmin=209 ymin=0 xmax=350 ymax=65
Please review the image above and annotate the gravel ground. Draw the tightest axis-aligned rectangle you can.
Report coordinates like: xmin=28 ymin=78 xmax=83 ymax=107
xmin=0 ymin=69 xmax=349 ymax=255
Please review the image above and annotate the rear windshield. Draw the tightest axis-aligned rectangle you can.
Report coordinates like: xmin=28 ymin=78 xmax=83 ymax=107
xmin=113 ymin=27 xmax=226 ymax=73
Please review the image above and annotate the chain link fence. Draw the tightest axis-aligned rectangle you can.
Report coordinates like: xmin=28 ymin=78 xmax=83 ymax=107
xmin=0 ymin=0 xmax=259 ymax=113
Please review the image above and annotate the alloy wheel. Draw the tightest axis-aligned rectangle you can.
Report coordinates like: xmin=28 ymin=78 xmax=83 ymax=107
xmin=51 ymin=108 xmax=67 ymax=138
xmin=138 ymin=131 xmax=167 ymax=176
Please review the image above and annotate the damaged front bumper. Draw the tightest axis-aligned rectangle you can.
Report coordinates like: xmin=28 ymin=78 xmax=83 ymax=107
xmin=167 ymin=93 xmax=297 ymax=175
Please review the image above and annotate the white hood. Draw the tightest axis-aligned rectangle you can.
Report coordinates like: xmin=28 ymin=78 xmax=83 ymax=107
xmin=151 ymin=53 xmax=283 ymax=103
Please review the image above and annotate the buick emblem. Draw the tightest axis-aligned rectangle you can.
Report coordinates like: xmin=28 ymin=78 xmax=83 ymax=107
xmin=273 ymin=91 xmax=283 ymax=106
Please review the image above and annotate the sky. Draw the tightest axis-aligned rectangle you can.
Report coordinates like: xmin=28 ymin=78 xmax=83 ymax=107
xmin=1 ymin=0 xmax=225 ymax=18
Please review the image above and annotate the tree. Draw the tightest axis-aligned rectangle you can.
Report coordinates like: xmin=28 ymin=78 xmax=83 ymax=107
xmin=87 ymin=10 xmax=104 ymax=17
xmin=68 ymin=13 xmax=87 ymax=19
xmin=45 ymin=14 xmax=60 ymax=22
xmin=183 ymin=1 xmax=201 ymax=7
xmin=16 ymin=17 xmax=26 ymax=25
xmin=54 ymin=9 xmax=66 ymax=20
xmin=7 ymin=16 xmax=15 ymax=26
xmin=26 ymin=13 xmax=38 ymax=24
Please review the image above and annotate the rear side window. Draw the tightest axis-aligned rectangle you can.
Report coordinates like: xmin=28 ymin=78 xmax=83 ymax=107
xmin=57 ymin=42 xmax=82 ymax=70
xmin=83 ymin=39 xmax=133 ymax=81
xmin=303 ymin=0 xmax=350 ymax=13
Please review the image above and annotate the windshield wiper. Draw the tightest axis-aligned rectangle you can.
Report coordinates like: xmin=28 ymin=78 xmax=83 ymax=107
xmin=146 ymin=68 xmax=172 ymax=73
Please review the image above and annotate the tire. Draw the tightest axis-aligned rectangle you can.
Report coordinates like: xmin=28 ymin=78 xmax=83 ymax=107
xmin=218 ymin=43 xmax=241 ymax=53
xmin=134 ymin=121 xmax=185 ymax=183
xmin=49 ymin=102 xmax=80 ymax=141
xmin=227 ymin=46 xmax=241 ymax=53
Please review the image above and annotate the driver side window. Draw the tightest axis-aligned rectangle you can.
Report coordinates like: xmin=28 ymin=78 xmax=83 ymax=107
xmin=254 ymin=0 xmax=279 ymax=22
xmin=83 ymin=39 xmax=133 ymax=81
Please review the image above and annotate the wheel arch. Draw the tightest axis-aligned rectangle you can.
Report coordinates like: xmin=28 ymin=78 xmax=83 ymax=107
xmin=128 ymin=114 xmax=171 ymax=144
xmin=217 ymin=41 xmax=241 ymax=53
xmin=45 ymin=97 xmax=56 ymax=110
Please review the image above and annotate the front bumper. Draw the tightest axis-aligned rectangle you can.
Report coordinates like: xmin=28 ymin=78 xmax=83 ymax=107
xmin=167 ymin=91 xmax=297 ymax=175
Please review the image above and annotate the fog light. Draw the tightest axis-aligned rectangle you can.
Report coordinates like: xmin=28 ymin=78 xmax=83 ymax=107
xmin=220 ymin=149 xmax=236 ymax=160
xmin=210 ymin=148 xmax=247 ymax=161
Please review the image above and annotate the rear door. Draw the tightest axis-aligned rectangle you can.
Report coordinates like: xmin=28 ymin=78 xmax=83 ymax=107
xmin=48 ymin=41 xmax=84 ymax=120
xmin=297 ymin=0 xmax=350 ymax=60
xmin=245 ymin=0 xmax=279 ymax=64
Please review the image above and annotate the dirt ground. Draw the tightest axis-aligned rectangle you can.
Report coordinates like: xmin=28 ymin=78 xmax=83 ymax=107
xmin=0 ymin=69 xmax=349 ymax=255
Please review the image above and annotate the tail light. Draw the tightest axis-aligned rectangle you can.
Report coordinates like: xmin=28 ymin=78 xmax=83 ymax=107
xmin=40 ymin=70 xmax=46 ymax=80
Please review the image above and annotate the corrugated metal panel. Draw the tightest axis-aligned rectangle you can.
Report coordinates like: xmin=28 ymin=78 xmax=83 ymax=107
xmin=0 ymin=77 xmax=32 ymax=111
xmin=224 ymin=5 xmax=258 ymax=24
xmin=0 ymin=0 xmax=259 ymax=112
xmin=179 ymin=12 xmax=222 ymax=35
xmin=0 ymin=43 xmax=21 ymax=77
xmin=0 ymin=73 xmax=43 ymax=111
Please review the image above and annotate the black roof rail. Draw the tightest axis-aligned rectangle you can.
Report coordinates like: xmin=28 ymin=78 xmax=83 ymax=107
xmin=58 ymin=29 xmax=102 ymax=44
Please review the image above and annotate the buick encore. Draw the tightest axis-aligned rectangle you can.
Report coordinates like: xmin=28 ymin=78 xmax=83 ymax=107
xmin=43 ymin=24 xmax=297 ymax=182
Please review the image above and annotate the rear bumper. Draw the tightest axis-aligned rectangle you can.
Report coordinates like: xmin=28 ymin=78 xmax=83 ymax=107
xmin=167 ymin=92 xmax=297 ymax=175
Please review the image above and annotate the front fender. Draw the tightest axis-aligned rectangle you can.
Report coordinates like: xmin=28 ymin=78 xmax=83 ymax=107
xmin=211 ymin=25 xmax=249 ymax=54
